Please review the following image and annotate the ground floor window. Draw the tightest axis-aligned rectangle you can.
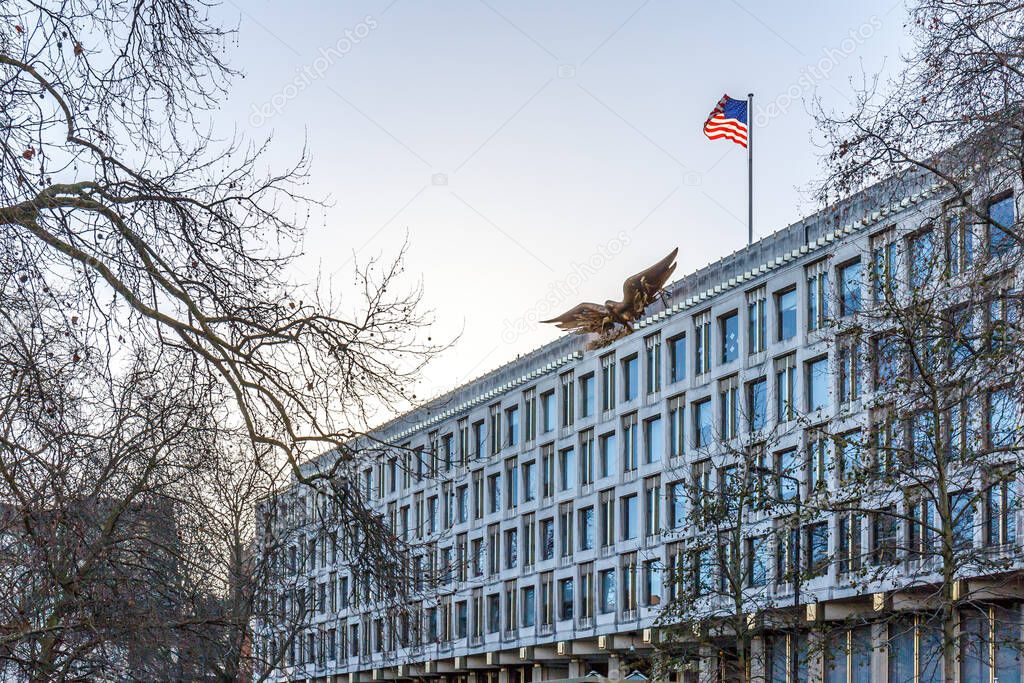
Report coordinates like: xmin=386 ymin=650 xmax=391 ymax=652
xmin=825 ymin=625 xmax=872 ymax=683
xmin=889 ymin=615 xmax=942 ymax=683
xmin=961 ymin=605 xmax=1023 ymax=683
xmin=767 ymin=632 xmax=809 ymax=683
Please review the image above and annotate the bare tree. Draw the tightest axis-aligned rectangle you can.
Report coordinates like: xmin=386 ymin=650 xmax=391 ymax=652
xmin=654 ymin=398 xmax=811 ymax=683
xmin=0 ymin=1 xmax=440 ymax=679
xmin=814 ymin=3 xmax=1024 ymax=682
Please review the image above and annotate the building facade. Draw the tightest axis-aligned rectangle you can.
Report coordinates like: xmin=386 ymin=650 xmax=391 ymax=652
xmin=254 ymin=174 xmax=1024 ymax=683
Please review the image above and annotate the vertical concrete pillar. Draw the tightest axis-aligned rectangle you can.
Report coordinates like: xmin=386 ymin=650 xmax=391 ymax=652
xmin=608 ymin=654 xmax=622 ymax=680
xmin=533 ymin=662 xmax=544 ymax=682
xmin=569 ymin=659 xmax=583 ymax=678
xmin=467 ymin=673 xmax=480 ymax=683
xmin=499 ymin=666 xmax=510 ymax=683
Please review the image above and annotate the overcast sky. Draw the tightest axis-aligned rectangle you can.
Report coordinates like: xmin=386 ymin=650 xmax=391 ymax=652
xmin=217 ymin=0 xmax=911 ymax=412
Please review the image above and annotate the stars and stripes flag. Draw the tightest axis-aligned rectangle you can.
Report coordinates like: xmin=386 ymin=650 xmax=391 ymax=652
xmin=703 ymin=94 xmax=749 ymax=148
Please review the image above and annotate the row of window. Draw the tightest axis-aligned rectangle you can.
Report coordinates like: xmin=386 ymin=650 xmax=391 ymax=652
xmin=265 ymin=517 xmax=1024 ymax=673
xmin=764 ymin=608 xmax=1023 ymax=683
xmin=277 ymin=374 xmax=1021 ymax=583
xmin=270 ymin=464 xmax=1018 ymax=634
xmin=336 ymin=193 xmax=1019 ymax=511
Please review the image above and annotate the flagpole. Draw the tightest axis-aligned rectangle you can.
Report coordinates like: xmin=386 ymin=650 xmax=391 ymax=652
xmin=747 ymin=92 xmax=754 ymax=246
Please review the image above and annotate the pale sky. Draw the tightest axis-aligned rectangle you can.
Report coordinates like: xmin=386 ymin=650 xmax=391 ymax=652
xmin=217 ymin=0 xmax=910 ymax=415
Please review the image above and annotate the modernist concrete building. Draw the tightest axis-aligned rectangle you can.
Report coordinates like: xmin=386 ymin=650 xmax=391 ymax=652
xmin=254 ymin=173 xmax=1024 ymax=683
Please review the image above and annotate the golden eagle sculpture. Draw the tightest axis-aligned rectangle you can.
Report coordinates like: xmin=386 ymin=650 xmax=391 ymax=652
xmin=542 ymin=247 xmax=678 ymax=349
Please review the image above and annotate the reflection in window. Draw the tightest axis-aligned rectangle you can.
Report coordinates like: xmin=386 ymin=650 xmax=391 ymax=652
xmin=909 ymin=229 xmax=936 ymax=290
xmin=721 ymin=311 xmax=739 ymax=363
xmin=989 ymin=194 xmax=1016 ymax=258
xmin=839 ymin=260 xmax=862 ymax=316
xmin=807 ymin=357 xmax=830 ymax=412
xmin=777 ymin=288 xmax=797 ymax=341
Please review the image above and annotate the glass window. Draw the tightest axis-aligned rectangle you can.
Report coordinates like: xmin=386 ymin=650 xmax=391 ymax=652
xmin=776 ymin=448 xmax=799 ymax=502
xmin=669 ymin=396 xmax=685 ymax=457
xmin=839 ymin=260 xmax=862 ymax=316
xmin=522 ymin=393 xmax=536 ymax=443
xmin=559 ymin=447 xmax=575 ymax=491
xmin=988 ymin=388 xmax=1018 ymax=448
xmin=910 ymin=411 xmax=937 ymax=466
xmin=747 ymin=287 xmax=767 ymax=354
xmin=560 ymin=373 xmax=574 ymax=428
xmin=623 ymin=355 xmax=638 ymax=402
xmin=669 ymin=335 xmax=686 ymax=382
xmin=838 ymin=336 xmax=861 ymax=404
xmin=622 ymin=494 xmax=638 ymax=540
xmin=579 ymin=507 xmax=594 ymax=550
xmin=600 ymin=490 xmax=615 ymax=547
xmin=644 ymin=416 xmax=663 ymax=464
xmin=644 ymin=480 xmax=661 ymax=537
xmin=522 ymin=461 xmax=535 ymax=502
xmin=487 ymin=594 xmax=500 ymax=633
xmin=695 ymin=546 xmax=714 ymax=595
xmin=558 ymin=578 xmax=573 ymax=620
xmin=645 ymin=335 xmax=662 ymax=395
xmin=807 ymin=264 xmax=829 ymax=331
xmin=951 ymin=492 xmax=975 ymax=550
xmin=989 ymin=194 xmax=1015 ymax=258
xmin=669 ymin=482 xmax=686 ymax=529
xmin=721 ymin=311 xmax=739 ymax=363
xmin=777 ymin=288 xmax=797 ymax=341
xmin=488 ymin=474 xmax=501 ymax=513
xmin=720 ymin=376 xmax=739 ymax=439
xmin=748 ymin=378 xmax=767 ymax=432
xmin=872 ymin=507 xmax=898 ymax=564
xmin=985 ymin=477 xmax=1018 ymax=546
xmin=579 ymin=431 xmax=594 ymax=486
xmin=872 ymin=232 xmax=898 ymax=304
xmin=505 ymin=528 xmax=518 ymax=568
xmin=506 ymin=461 xmax=519 ymax=509
xmin=694 ymin=398 xmax=713 ymax=449
xmin=540 ymin=392 xmax=554 ymax=433
xmin=776 ymin=354 xmax=796 ymax=422
xmin=806 ymin=522 xmax=829 ymax=576
xmin=541 ymin=518 xmax=554 ymax=559
xmin=807 ymin=356 xmax=830 ymax=413
xmin=945 ymin=201 xmax=973 ymax=275
xmin=644 ymin=558 xmax=662 ymax=606
xmin=768 ymin=637 xmax=788 ymax=683
xmin=521 ymin=586 xmax=535 ymax=627
xmin=837 ymin=431 xmax=863 ymax=482
xmin=807 ymin=432 xmax=830 ymax=490
xmin=874 ymin=335 xmax=900 ymax=390
xmin=600 ymin=355 xmax=616 ymax=412
xmin=599 ymin=569 xmax=616 ymax=613
xmin=506 ymin=406 xmax=519 ymax=447
xmin=909 ymin=229 xmax=936 ymax=290
xmin=599 ymin=432 xmax=617 ymax=478
xmin=695 ymin=312 xmax=711 ymax=374
xmin=579 ymin=374 xmax=594 ymax=418
xmin=746 ymin=535 xmax=768 ymax=587
xmin=622 ymin=416 xmax=638 ymax=472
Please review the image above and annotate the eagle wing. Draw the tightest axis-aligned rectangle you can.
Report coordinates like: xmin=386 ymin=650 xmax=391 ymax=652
xmin=540 ymin=302 xmax=609 ymax=334
xmin=621 ymin=247 xmax=678 ymax=318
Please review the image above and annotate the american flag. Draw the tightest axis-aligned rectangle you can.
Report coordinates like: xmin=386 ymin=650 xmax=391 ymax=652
xmin=703 ymin=94 xmax=748 ymax=148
